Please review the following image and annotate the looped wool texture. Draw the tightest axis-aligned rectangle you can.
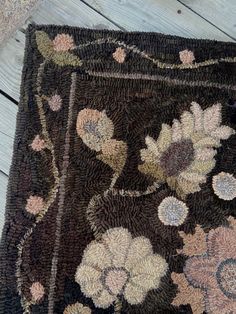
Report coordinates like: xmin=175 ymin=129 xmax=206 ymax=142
xmin=0 ymin=24 xmax=236 ymax=314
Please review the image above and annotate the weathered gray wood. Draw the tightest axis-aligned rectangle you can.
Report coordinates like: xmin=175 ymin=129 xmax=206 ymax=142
xmin=0 ymin=0 xmax=119 ymax=101
xmin=0 ymin=94 xmax=17 ymax=139
xmin=27 ymin=0 xmax=120 ymax=29
xmin=84 ymin=0 xmax=234 ymax=41
xmin=0 ymin=30 xmax=25 ymax=102
xmin=0 ymin=94 xmax=17 ymax=175
xmin=179 ymin=0 xmax=236 ymax=40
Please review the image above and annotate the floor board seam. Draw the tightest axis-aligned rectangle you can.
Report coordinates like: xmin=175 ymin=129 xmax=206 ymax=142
xmin=177 ymin=0 xmax=236 ymax=42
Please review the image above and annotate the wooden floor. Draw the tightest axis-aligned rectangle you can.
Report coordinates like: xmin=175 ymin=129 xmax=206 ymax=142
xmin=0 ymin=0 xmax=235 ymax=232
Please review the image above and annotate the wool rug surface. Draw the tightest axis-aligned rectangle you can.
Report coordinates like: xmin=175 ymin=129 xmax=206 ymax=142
xmin=0 ymin=24 xmax=236 ymax=314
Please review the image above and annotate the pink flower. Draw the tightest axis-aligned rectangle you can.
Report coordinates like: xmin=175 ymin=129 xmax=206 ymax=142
xmin=26 ymin=195 xmax=44 ymax=215
xmin=52 ymin=33 xmax=75 ymax=52
xmin=184 ymin=221 xmax=236 ymax=313
xmin=30 ymin=282 xmax=45 ymax=303
xmin=179 ymin=49 xmax=195 ymax=64
xmin=48 ymin=94 xmax=62 ymax=111
xmin=30 ymin=135 xmax=45 ymax=151
xmin=112 ymin=47 xmax=126 ymax=63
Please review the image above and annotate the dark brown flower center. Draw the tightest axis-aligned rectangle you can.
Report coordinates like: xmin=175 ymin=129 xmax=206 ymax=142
xmin=160 ymin=139 xmax=194 ymax=177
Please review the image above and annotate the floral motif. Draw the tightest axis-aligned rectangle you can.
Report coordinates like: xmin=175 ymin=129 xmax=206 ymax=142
xmin=63 ymin=302 xmax=91 ymax=314
xmin=25 ymin=195 xmax=44 ymax=215
xmin=52 ymin=33 xmax=75 ymax=52
xmin=30 ymin=135 xmax=45 ymax=151
xmin=158 ymin=196 xmax=188 ymax=226
xmin=179 ymin=49 xmax=195 ymax=64
xmin=30 ymin=282 xmax=45 ymax=303
xmin=75 ymin=227 xmax=168 ymax=309
xmin=76 ymin=109 xmax=114 ymax=152
xmin=48 ymin=94 xmax=62 ymax=111
xmin=97 ymin=139 xmax=127 ymax=173
xmin=77 ymin=109 xmax=127 ymax=174
xmin=171 ymin=273 xmax=205 ymax=314
xmin=172 ymin=217 xmax=236 ymax=313
xmin=177 ymin=225 xmax=207 ymax=256
xmin=139 ymin=102 xmax=235 ymax=199
xmin=212 ymin=172 xmax=236 ymax=200
xmin=112 ymin=47 xmax=126 ymax=63
xmin=35 ymin=31 xmax=82 ymax=66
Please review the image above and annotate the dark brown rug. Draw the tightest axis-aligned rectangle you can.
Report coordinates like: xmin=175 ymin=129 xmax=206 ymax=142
xmin=1 ymin=24 xmax=236 ymax=314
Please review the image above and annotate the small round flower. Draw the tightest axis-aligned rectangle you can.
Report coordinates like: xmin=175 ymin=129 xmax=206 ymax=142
xmin=75 ymin=227 xmax=168 ymax=309
xmin=76 ymin=109 xmax=114 ymax=151
xmin=30 ymin=282 xmax=45 ymax=303
xmin=212 ymin=172 xmax=236 ymax=200
xmin=63 ymin=302 xmax=91 ymax=314
xmin=52 ymin=33 xmax=75 ymax=52
xmin=25 ymin=195 xmax=44 ymax=215
xmin=48 ymin=94 xmax=62 ymax=111
xmin=113 ymin=47 xmax=126 ymax=63
xmin=30 ymin=135 xmax=45 ymax=151
xmin=158 ymin=196 xmax=188 ymax=226
xmin=179 ymin=49 xmax=195 ymax=64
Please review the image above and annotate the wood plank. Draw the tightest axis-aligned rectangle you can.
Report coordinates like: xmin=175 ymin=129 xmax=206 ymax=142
xmin=26 ymin=0 xmax=120 ymax=29
xmin=0 ymin=94 xmax=17 ymax=175
xmin=0 ymin=30 xmax=25 ymax=102
xmin=84 ymin=0 xmax=234 ymax=41
xmin=179 ymin=0 xmax=236 ymax=40
xmin=0 ymin=0 xmax=119 ymax=101
xmin=0 ymin=172 xmax=8 ymax=234
xmin=0 ymin=94 xmax=17 ymax=139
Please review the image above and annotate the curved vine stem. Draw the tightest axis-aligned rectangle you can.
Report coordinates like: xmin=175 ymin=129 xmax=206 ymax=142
xmin=86 ymin=179 xmax=160 ymax=240
xmin=16 ymin=60 xmax=60 ymax=313
xmin=76 ymin=37 xmax=236 ymax=70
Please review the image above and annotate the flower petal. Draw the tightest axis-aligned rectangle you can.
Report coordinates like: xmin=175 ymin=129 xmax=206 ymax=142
xmin=195 ymin=148 xmax=217 ymax=161
xmin=125 ymin=237 xmax=152 ymax=271
xmin=102 ymin=227 xmax=132 ymax=267
xmin=156 ymin=124 xmax=172 ymax=153
xmin=80 ymin=280 xmax=103 ymax=297
xmin=184 ymin=256 xmax=217 ymax=289
xmin=188 ymin=159 xmax=215 ymax=175
xmin=179 ymin=172 xmax=206 ymax=184
xmin=207 ymin=226 xmax=236 ymax=260
xmin=82 ymin=242 xmax=111 ymax=269
xmin=131 ymin=274 xmax=161 ymax=291
xmin=138 ymin=163 xmax=166 ymax=182
xmin=75 ymin=265 xmax=101 ymax=284
xmin=177 ymin=177 xmax=201 ymax=196
xmin=145 ymin=136 xmax=161 ymax=157
xmin=97 ymin=112 xmax=114 ymax=141
xmin=211 ymin=125 xmax=235 ymax=140
xmin=131 ymin=254 xmax=168 ymax=279
xmin=194 ymin=137 xmax=220 ymax=149
xmin=191 ymin=102 xmax=203 ymax=132
xmin=93 ymin=289 xmax=116 ymax=309
xmin=181 ymin=111 xmax=194 ymax=138
xmin=171 ymin=272 xmax=205 ymax=314
xmin=206 ymin=285 xmax=236 ymax=314
xmin=172 ymin=119 xmax=182 ymax=142
xmin=203 ymin=103 xmax=222 ymax=134
xmin=140 ymin=149 xmax=157 ymax=163
xmin=123 ymin=282 xmax=145 ymax=304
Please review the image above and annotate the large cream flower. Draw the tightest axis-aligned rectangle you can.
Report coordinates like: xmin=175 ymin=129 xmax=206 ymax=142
xmin=139 ymin=102 xmax=235 ymax=199
xmin=75 ymin=227 xmax=168 ymax=309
